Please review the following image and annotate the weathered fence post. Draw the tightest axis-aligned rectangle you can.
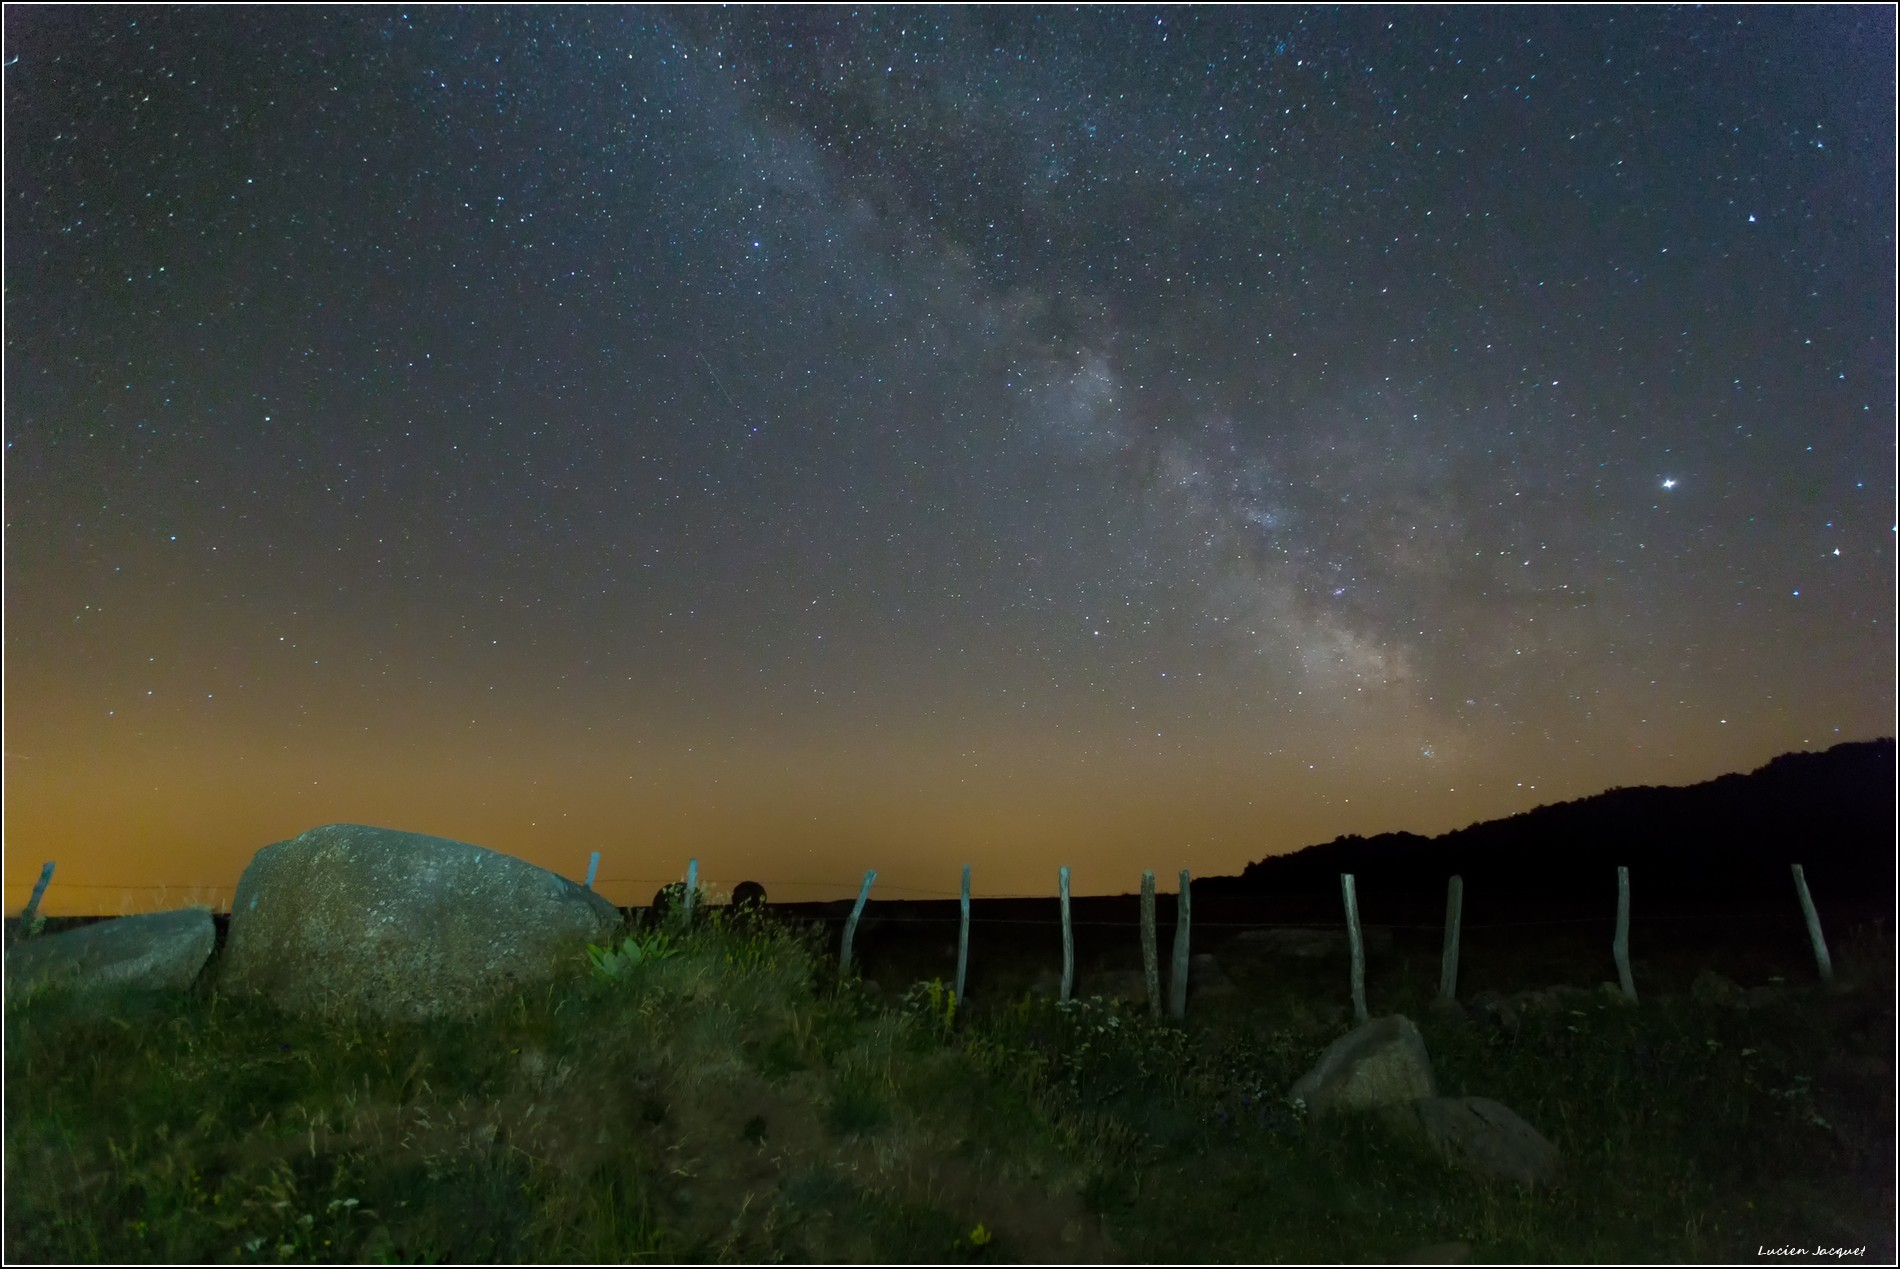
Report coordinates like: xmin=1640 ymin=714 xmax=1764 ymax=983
xmin=21 ymin=861 xmax=55 ymax=923
xmin=19 ymin=861 xmax=55 ymax=940
xmin=1790 ymin=863 xmax=1834 ymax=983
xmin=1140 ymin=870 xmax=1160 ymax=1019
xmin=1058 ymin=866 xmax=1075 ymax=1003
xmin=956 ymin=864 xmax=972 ymax=1005
xmin=683 ymin=858 xmax=699 ymax=925
xmin=839 ymin=869 xmax=876 ymax=984
xmin=1438 ymin=874 xmax=1464 ymax=1003
xmin=584 ymin=851 xmax=600 ymax=891
xmin=1168 ymin=869 xmax=1192 ymax=1020
xmin=1613 ymin=865 xmax=1637 ymax=1003
xmin=1342 ymin=873 xmax=1368 ymax=1023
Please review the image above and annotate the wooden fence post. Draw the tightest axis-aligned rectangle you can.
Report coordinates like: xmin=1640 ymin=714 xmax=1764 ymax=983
xmin=839 ymin=869 xmax=876 ymax=984
xmin=1790 ymin=863 xmax=1834 ymax=983
xmin=1140 ymin=870 xmax=1160 ymax=1019
xmin=956 ymin=864 xmax=972 ymax=1005
xmin=1613 ymin=865 xmax=1637 ymax=1003
xmin=20 ymin=861 xmax=55 ymax=934
xmin=1342 ymin=873 xmax=1368 ymax=1023
xmin=584 ymin=851 xmax=600 ymax=891
xmin=1438 ymin=874 xmax=1464 ymax=1003
xmin=1168 ymin=869 xmax=1192 ymax=1020
xmin=1058 ymin=866 xmax=1074 ymax=1002
xmin=683 ymin=858 xmax=699 ymax=925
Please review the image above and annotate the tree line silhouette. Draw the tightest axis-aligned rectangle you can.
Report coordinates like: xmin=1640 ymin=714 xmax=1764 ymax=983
xmin=1199 ymin=739 xmax=1896 ymax=908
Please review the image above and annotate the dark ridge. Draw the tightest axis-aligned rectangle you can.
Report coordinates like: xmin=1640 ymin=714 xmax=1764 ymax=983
xmin=1198 ymin=739 xmax=1897 ymax=906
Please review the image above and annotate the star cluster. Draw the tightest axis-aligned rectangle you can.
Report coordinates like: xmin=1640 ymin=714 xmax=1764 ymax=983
xmin=4 ymin=7 xmax=1893 ymax=910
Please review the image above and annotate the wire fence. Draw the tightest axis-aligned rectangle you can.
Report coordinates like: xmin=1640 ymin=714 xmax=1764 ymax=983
xmin=7 ymin=855 xmax=1862 ymax=1025
xmin=5 ymin=875 xmax=1854 ymax=932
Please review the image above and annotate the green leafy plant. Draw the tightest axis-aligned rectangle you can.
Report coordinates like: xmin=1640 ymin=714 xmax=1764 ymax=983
xmin=900 ymin=977 xmax=959 ymax=1041
xmin=585 ymin=929 xmax=680 ymax=981
xmin=950 ymin=1220 xmax=994 ymax=1259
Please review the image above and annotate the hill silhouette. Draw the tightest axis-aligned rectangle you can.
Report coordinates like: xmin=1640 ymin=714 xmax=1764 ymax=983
xmin=1199 ymin=739 xmax=1896 ymax=907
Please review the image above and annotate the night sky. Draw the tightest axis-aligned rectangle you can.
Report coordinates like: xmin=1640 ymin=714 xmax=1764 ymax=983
xmin=5 ymin=7 xmax=1894 ymax=915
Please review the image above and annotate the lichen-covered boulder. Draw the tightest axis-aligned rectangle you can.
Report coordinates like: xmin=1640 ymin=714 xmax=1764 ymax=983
xmin=4 ymin=907 xmax=215 ymax=1006
xmin=1289 ymin=1014 xmax=1437 ymax=1117
xmin=219 ymin=824 xmax=622 ymax=1020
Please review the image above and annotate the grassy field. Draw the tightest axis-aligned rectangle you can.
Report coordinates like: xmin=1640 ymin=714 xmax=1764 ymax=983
xmin=4 ymin=902 xmax=1892 ymax=1263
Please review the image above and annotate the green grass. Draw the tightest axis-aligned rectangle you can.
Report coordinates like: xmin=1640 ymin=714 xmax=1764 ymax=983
xmin=5 ymin=908 xmax=1892 ymax=1263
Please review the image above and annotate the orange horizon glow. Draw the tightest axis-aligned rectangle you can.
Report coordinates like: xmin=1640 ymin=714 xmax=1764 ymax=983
xmin=8 ymin=711 xmax=1885 ymax=916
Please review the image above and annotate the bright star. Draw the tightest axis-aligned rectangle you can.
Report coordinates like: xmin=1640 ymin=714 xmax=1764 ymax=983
xmin=1661 ymin=478 xmax=1677 ymax=490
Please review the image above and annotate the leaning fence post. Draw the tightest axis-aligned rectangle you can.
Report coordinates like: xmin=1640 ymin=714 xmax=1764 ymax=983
xmin=1438 ymin=874 xmax=1464 ymax=1002
xmin=1613 ymin=865 xmax=1637 ymax=1003
xmin=684 ymin=858 xmax=699 ymax=925
xmin=839 ymin=869 xmax=876 ymax=984
xmin=1342 ymin=873 xmax=1368 ymax=1023
xmin=1168 ymin=869 xmax=1192 ymax=1020
xmin=1790 ymin=863 xmax=1834 ymax=983
xmin=956 ymin=864 xmax=972 ymax=1006
xmin=1058 ymin=866 xmax=1075 ymax=1003
xmin=19 ymin=861 xmax=55 ymax=938
xmin=1140 ymin=870 xmax=1161 ymax=1019
xmin=584 ymin=851 xmax=600 ymax=891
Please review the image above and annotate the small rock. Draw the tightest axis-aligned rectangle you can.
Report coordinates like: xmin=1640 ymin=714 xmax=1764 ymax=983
xmin=1742 ymin=982 xmax=1790 ymax=1010
xmin=1289 ymin=1014 xmax=1436 ymax=1118
xmin=1189 ymin=952 xmax=1237 ymax=998
xmin=1391 ymin=1096 xmax=1563 ymax=1189
xmin=1691 ymin=969 xmax=1745 ymax=1007
xmin=1465 ymin=990 xmax=1519 ymax=1031
xmin=1085 ymin=968 xmax=1153 ymax=1004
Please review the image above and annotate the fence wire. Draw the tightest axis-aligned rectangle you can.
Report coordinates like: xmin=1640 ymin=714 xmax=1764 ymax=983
xmin=9 ymin=879 xmax=1836 ymax=933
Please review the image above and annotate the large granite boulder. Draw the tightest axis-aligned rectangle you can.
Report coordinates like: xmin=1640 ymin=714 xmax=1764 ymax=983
xmin=4 ymin=908 xmax=216 ymax=1006
xmin=1384 ymin=1095 xmax=1563 ymax=1189
xmin=219 ymin=824 xmax=622 ymax=1020
xmin=1289 ymin=1014 xmax=1436 ymax=1117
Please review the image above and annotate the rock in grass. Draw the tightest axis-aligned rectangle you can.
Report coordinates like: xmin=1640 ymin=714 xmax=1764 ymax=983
xmin=1691 ymin=969 xmax=1746 ymax=1006
xmin=4 ymin=907 xmax=215 ymax=1006
xmin=1084 ymin=968 xmax=1151 ymax=1004
xmin=1385 ymin=1095 xmax=1563 ymax=1189
xmin=1188 ymin=952 xmax=1238 ymax=998
xmin=1289 ymin=1014 xmax=1436 ymax=1117
xmin=219 ymin=823 xmax=621 ymax=1020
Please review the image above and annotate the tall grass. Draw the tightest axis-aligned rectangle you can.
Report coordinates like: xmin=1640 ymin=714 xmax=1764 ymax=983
xmin=5 ymin=906 xmax=1892 ymax=1263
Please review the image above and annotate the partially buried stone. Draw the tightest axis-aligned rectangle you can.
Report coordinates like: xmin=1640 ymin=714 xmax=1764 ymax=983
xmin=4 ymin=907 xmax=215 ymax=1006
xmin=1384 ymin=1096 xmax=1563 ymax=1189
xmin=1288 ymin=1014 xmax=1437 ymax=1117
